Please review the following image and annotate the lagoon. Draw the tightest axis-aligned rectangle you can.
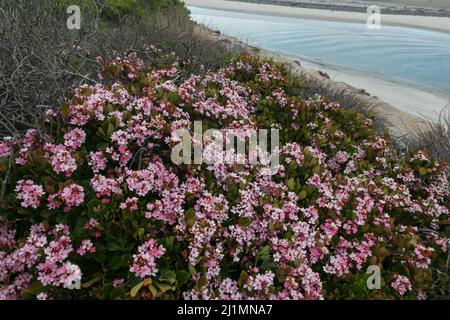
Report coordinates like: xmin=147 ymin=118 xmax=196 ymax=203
xmin=189 ymin=6 xmax=450 ymax=94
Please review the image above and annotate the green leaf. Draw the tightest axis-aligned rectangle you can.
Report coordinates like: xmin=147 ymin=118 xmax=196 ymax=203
xmin=259 ymin=245 xmax=270 ymax=259
xmin=160 ymin=270 xmax=176 ymax=284
xmin=188 ymin=264 xmax=196 ymax=276
xmin=104 ymin=103 xmax=114 ymax=113
xmin=60 ymin=104 xmax=70 ymax=117
xmin=106 ymin=122 xmax=115 ymax=137
xmin=238 ymin=271 xmax=248 ymax=286
xmin=168 ymin=92 xmax=180 ymax=104
xmin=130 ymin=281 xmax=145 ymax=298
xmin=176 ymin=271 xmax=190 ymax=285
xmin=106 ymin=241 xmax=123 ymax=252
xmin=298 ymin=190 xmax=307 ymax=200
xmin=154 ymin=280 xmax=175 ymax=293
xmin=238 ymin=217 xmax=252 ymax=227
xmin=227 ymin=183 xmax=239 ymax=199
xmin=418 ymin=167 xmax=428 ymax=176
xmin=24 ymin=281 xmax=44 ymax=296
xmin=286 ymin=178 xmax=295 ymax=191
xmin=82 ymin=275 xmax=102 ymax=288
xmin=137 ymin=227 xmax=145 ymax=241
xmin=96 ymin=127 xmax=106 ymax=139
xmin=185 ymin=208 xmax=196 ymax=227
xmin=87 ymin=199 xmax=102 ymax=214
xmin=288 ymin=160 xmax=297 ymax=173
xmin=131 ymin=85 xmax=139 ymax=95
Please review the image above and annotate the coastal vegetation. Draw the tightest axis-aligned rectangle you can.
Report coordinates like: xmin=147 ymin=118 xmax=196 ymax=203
xmin=0 ymin=0 xmax=448 ymax=300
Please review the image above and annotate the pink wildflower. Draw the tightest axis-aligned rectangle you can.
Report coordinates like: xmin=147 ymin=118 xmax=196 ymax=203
xmin=63 ymin=128 xmax=86 ymax=151
xmin=88 ymin=151 xmax=107 ymax=173
xmin=15 ymin=180 xmax=45 ymax=209
xmin=391 ymin=275 xmax=412 ymax=296
xmin=130 ymin=239 xmax=166 ymax=279
xmin=77 ymin=240 xmax=96 ymax=256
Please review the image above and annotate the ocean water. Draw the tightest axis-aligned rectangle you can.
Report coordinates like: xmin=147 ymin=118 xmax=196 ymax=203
xmin=189 ymin=6 xmax=450 ymax=93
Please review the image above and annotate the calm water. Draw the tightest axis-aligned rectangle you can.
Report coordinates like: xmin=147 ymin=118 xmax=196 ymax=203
xmin=189 ymin=6 xmax=450 ymax=93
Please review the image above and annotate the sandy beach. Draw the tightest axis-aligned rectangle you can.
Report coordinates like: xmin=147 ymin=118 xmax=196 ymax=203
xmin=292 ymin=55 xmax=450 ymax=120
xmin=184 ymin=0 xmax=450 ymax=34
xmin=185 ymin=0 xmax=450 ymax=138
xmin=227 ymin=0 xmax=450 ymax=17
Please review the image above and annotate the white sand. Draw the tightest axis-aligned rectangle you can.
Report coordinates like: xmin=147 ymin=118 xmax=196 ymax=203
xmin=258 ymin=51 xmax=445 ymax=137
xmin=295 ymin=57 xmax=450 ymax=121
xmin=184 ymin=0 xmax=450 ymax=34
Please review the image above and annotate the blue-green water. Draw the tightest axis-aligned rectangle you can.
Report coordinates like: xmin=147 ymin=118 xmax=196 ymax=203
xmin=189 ymin=6 xmax=450 ymax=93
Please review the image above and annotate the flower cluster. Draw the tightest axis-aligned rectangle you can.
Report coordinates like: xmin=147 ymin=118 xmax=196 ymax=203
xmin=15 ymin=180 xmax=45 ymax=209
xmin=88 ymin=151 xmax=107 ymax=173
xmin=391 ymin=275 xmax=412 ymax=296
xmin=76 ymin=240 xmax=96 ymax=256
xmin=0 ymin=139 xmax=10 ymax=158
xmin=0 ymin=223 xmax=81 ymax=299
xmin=44 ymin=144 xmax=77 ymax=177
xmin=130 ymin=239 xmax=166 ymax=279
xmin=1 ymin=54 xmax=448 ymax=300
xmin=63 ymin=128 xmax=86 ymax=151
xmin=48 ymin=184 xmax=85 ymax=212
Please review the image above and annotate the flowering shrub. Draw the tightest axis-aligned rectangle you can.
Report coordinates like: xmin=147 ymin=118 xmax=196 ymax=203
xmin=0 ymin=54 xmax=448 ymax=300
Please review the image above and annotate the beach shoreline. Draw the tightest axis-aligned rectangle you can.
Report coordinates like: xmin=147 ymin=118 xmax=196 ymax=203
xmin=192 ymin=24 xmax=433 ymax=139
xmin=271 ymin=50 xmax=450 ymax=121
xmin=226 ymin=0 xmax=450 ymax=18
xmin=184 ymin=0 xmax=450 ymax=34
xmin=185 ymin=0 xmax=450 ymax=138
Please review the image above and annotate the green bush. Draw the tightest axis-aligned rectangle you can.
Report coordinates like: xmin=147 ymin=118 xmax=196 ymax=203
xmin=0 ymin=54 xmax=448 ymax=300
